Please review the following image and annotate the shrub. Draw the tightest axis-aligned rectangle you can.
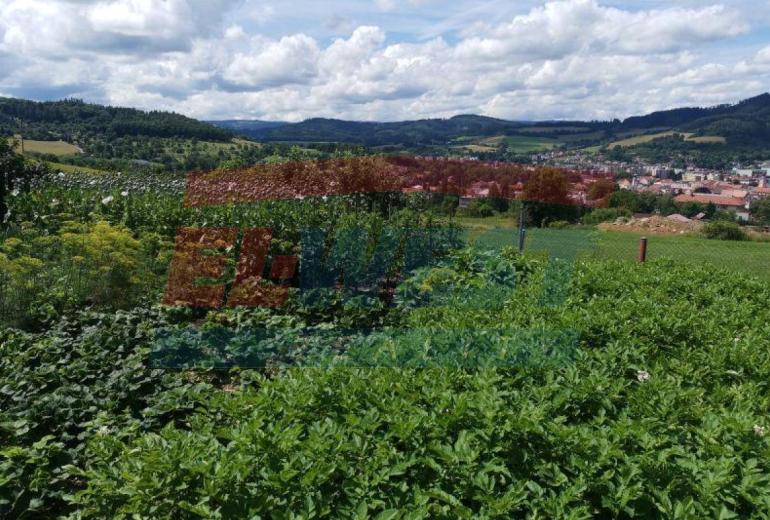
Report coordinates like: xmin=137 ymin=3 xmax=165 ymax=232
xmin=464 ymin=199 xmax=495 ymax=218
xmin=548 ymin=220 xmax=570 ymax=229
xmin=703 ymin=221 xmax=747 ymax=241
xmin=0 ymin=221 xmax=163 ymax=328
xmin=583 ymin=207 xmax=631 ymax=225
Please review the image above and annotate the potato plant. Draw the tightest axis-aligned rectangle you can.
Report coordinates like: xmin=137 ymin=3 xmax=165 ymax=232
xmin=4 ymin=245 xmax=770 ymax=518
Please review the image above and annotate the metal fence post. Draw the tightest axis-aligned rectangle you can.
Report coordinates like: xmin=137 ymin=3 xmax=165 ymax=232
xmin=518 ymin=202 xmax=526 ymax=253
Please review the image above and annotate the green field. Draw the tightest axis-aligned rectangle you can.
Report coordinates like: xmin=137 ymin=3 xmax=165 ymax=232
xmin=464 ymin=224 xmax=770 ymax=280
xmin=46 ymin=161 xmax=105 ymax=175
xmin=452 ymin=134 xmax=558 ymax=153
xmin=9 ymin=138 xmax=82 ymax=155
xmin=502 ymin=134 xmax=558 ymax=152
xmin=607 ymin=131 xmax=725 ymax=149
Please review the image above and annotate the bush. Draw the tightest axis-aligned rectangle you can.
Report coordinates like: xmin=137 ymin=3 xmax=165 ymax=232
xmin=463 ymin=199 xmax=495 ymax=218
xmin=583 ymin=207 xmax=631 ymax=225
xmin=548 ymin=220 xmax=570 ymax=229
xmin=703 ymin=221 xmax=747 ymax=241
xmin=0 ymin=220 xmax=164 ymax=328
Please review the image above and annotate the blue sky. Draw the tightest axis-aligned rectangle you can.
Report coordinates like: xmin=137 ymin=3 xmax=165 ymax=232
xmin=1 ymin=0 xmax=768 ymax=121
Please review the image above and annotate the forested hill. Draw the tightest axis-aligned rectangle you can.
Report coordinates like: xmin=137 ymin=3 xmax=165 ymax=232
xmin=210 ymin=93 xmax=770 ymax=148
xmin=209 ymin=114 xmax=564 ymax=145
xmin=210 ymin=119 xmax=288 ymax=133
xmin=621 ymin=93 xmax=770 ymax=130
xmin=619 ymin=93 xmax=770 ymax=143
xmin=0 ymin=97 xmax=233 ymax=142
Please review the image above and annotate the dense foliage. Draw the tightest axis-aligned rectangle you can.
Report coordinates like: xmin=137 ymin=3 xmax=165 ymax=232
xmin=0 ymin=139 xmax=47 ymax=225
xmin=3 ymin=246 xmax=770 ymax=517
xmin=0 ymin=97 xmax=233 ymax=142
xmin=704 ymin=221 xmax=748 ymax=241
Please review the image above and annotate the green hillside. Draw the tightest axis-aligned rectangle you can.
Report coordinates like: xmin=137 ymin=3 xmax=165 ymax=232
xmin=209 ymin=93 xmax=770 ymax=163
xmin=0 ymin=97 xmax=233 ymax=142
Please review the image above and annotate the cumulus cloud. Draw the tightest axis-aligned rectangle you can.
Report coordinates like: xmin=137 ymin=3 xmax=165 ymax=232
xmin=0 ymin=0 xmax=240 ymax=55
xmin=757 ymin=45 xmax=770 ymax=64
xmin=224 ymin=34 xmax=320 ymax=88
xmin=0 ymin=0 xmax=765 ymax=121
xmin=455 ymin=1 xmax=747 ymax=62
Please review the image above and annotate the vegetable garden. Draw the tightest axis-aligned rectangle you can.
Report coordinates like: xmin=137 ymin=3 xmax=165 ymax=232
xmin=2 ymin=165 xmax=770 ymax=518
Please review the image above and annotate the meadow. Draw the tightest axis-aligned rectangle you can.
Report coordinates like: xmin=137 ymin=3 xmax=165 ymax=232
xmin=9 ymin=138 xmax=82 ymax=156
xmin=607 ymin=131 xmax=726 ymax=149
xmin=46 ymin=161 xmax=105 ymax=175
xmin=460 ymin=217 xmax=770 ymax=281
xmin=452 ymin=134 xmax=558 ymax=154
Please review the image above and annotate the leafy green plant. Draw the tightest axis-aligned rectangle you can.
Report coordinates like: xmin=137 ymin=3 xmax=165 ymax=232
xmin=583 ymin=207 xmax=631 ymax=225
xmin=703 ymin=221 xmax=747 ymax=241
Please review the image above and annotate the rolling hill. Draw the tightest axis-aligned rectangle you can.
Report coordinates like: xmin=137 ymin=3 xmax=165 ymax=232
xmin=209 ymin=93 xmax=770 ymax=153
xmin=2 ymin=92 xmax=768 ymax=169
xmin=0 ymin=97 xmax=233 ymax=143
xmin=208 ymin=114 xmax=612 ymax=147
xmin=209 ymin=119 xmax=288 ymax=134
xmin=619 ymin=93 xmax=770 ymax=145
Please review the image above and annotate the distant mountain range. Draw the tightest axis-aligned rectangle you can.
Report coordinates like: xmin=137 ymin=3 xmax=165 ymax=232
xmin=2 ymin=93 xmax=768 ymax=157
xmin=209 ymin=93 xmax=770 ymax=149
xmin=209 ymin=120 xmax=287 ymax=133
xmin=208 ymin=114 xmax=595 ymax=146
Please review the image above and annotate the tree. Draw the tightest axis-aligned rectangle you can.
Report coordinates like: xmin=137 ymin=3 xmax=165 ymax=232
xmin=522 ymin=168 xmax=581 ymax=226
xmin=487 ymin=183 xmax=509 ymax=212
xmin=587 ymin=178 xmax=615 ymax=202
xmin=751 ymin=197 xmax=770 ymax=225
xmin=0 ymin=139 xmax=42 ymax=226
xmin=704 ymin=202 xmax=717 ymax=220
xmin=680 ymin=201 xmax=703 ymax=218
xmin=609 ymin=190 xmax=641 ymax=213
xmin=524 ymin=168 xmax=571 ymax=205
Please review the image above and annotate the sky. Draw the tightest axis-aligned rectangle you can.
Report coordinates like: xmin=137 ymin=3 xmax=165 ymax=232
xmin=1 ymin=0 xmax=769 ymax=122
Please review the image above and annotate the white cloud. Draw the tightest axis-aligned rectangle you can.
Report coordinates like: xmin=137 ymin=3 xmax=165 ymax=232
xmin=224 ymin=34 xmax=320 ymax=88
xmin=757 ymin=45 xmax=770 ymax=64
xmin=454 ymin=0 xmax=747 ymax=62
xmin=0 ymin=0 xmax=240 ymax=56
xmin=0 ymin=0 xmax=765 ymax=122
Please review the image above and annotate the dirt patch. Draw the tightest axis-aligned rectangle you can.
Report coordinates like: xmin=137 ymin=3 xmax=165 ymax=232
xmin=598 ymin=215 xmax=704 ymax=235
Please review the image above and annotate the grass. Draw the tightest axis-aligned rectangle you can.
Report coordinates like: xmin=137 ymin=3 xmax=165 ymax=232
xmin=10 ymin=138 xmax=82 ymax=156
xmin=451 ymin=134 xmax=558 ymax=154
xmin=460 ymin=219 xmax=770 ymax=280
xmin=501 ymin=135 xmax=558 ymax=152
xmin=686 ymin=135 xmax=727 ymax=144
xmin=596 ymin=230 xmax=770 ymax=278
xmin=46 ymin=161 xmax=105 ymax=175
xmin=607 ymin=131 xmax=725 ymax=149
xmin=519 ymin=125 xmax=591 ymax=133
